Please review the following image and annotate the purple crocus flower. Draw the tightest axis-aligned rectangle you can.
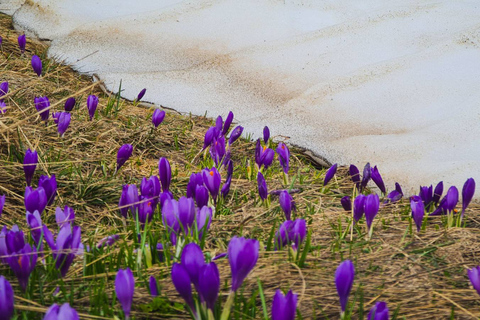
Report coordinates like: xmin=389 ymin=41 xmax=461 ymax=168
xmin=228 ymin=125 xmax=243 ymax=145
xmin=263 ymin=126 xmax=270 ymax=144
xmin=215 ymin=115 xmax=223 ymax=133
xmin=187 ymin=172 xmax=204 ymax=198
xmin=279 ymin=190 xmax=293 ymax=220
xmin=433 ymin=181 xmax=443 ymax=205
xmin=195 ymin=185 xmax=209 ymax=208
xmin=26 ymin=210 xmax=43 ymax=248
xmin=371 ymin=166 xmax=386 ymax=194
xmin=364 ymin=194 xmax=380 ymax=232
xmin=255 ymin=139 xmax=275 ymax=170
xmin=52 ymin=112 xmax=61 ymax=124
xmin=419 ymin=185 xmax=433 ymax=211
xmin=172 ymin=263 xmax=195 ymax=311
xmin=115 ymin=268 xmax=135 ymax=319
xmin=55 ymin=205 xmax=75 ymax=227
xmin=349 ymin=164 xmax=361 ymax=189
xmin=335 ymin=259 xmax=355 ymax=314
xmin=152 ymin=109 xmax=165 ymax=128
xmin=0 ymin=82 xmax=8 ymax=101
xmin=43 ymin=303 xmax=79 ymax=320
xmin=341 ymin=196 xmax=351 ymax=211
xmin=43 ymin=223 xmax=82 ymax=277
xmin=361 ymin=163 xmax=371 ymax=191
xmin=119 ymin=184 xmax=139 ymax=218
xmin=87 ymin=95 xmax=98 ymax=121
xmin=116 ymin=144 xmax=133 ymax=171
xmin=222 ymin=111 xmax=234 ymax=136
xmin=197 ymin=206 xmax=213 ymax=239
xmin=446 ymin=186 xmax=459 ymax=213
xmin=140 ymin=176 xmax=161 ymax=204
xmin=257 ymin=172 xmax=268 ymax=201
xmin=386 ymin=183 xmax=403 ymax=203
xmin=275 ymin=220 xmax=293 ymax=250
xmin=34 ymin=96 xmax=50 ymax=123
xmin=468 ymin=266 xmax=480 ymax=296
xmin=38 ymin=174 xmax=57 ymax=206
xmin=203 ymin=167 xmax=221 ymax=203
xmin=228 ymin=236 xmax=259 ymax=292
xmin=96 ymin=235 xmax=120 ymax=249
xmin=57 ymin=112 xmax=71 ymax=136
xmin=353 ymin=194 xmax=366 ymax=222
xmin=210 ymin=136 xmax=226 ymax=166
xmin=0 ymin=276 xmax=14 ymax=320
xmin=64 ymin=97 xmax=76 ymax=111
xmin=272 ymin=290 xmax=297 ymax=320
xmin=221 ymin=159 xmax=234 ymax=199
xmin=136 ymin=196 xmax=154 ymax=226
xmin=181 ymin=243 xmax=205 ymax=291
xmin=31 ymin=55 xmax=42 ymax=76
xmin=0 ymin=101 xmax=6 ymax=115
xmin=178 ymin=197 xmax=195 ymax=232
xmin=198 ymin=262 xmax=220 ymax=310
xmin=4 ymin=225 xmax=25 ymax=254
xmin=0 ymin=194 xmax=5 ymax=218
xmin=18 ymin=34 xmax=26 ymax=53
xmin=368 ymin=301 xmax=389 ymax=320
xmin=149 ymin=276 xmax=159 ymax=297
xmin=158 ymin=157 xmax=171 ymax=192
xmin=290 ymin=218 xmax=307 ymax=250
xmin=24 ymin=186 xmax=47 ymax=214
xmin=7 ymin=243 xmax=37 ymax=291
xmin=137 ymin=88 xmax=146 ymax=101
xmin=276 ymin=143 xmax=290 ymax=175
xmin=462 ymin=178 xmax=475 ymax=219
xmin=410 ymin=195 xmax=425 ymax=232
xmin=324 ymin=163 xmax=338 ymax=186
xmin=203 ymin=127 xmax=217 ymax=150
xmin=162 ymin=199 xmax=181 ymax=240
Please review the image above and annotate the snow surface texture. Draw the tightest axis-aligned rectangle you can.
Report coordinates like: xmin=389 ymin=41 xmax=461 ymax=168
xmin=2 ymin=0 xmax=480 ymax=196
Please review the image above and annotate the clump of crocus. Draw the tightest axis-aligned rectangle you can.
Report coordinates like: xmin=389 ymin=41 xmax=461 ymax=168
xmin=23 ymin=149 xmax=38 ymax=186
xmin=0 ymin=101 xmax=6 ymax=114
xmin=462 ymin=178 xmax=476 ymax=220
xmin=31 ymin=55 xmax=42 ymax=76
xmin=34 ymin=96 xmax=50 ymax=123
xmin=18 ymin=34 xmax=26 ymax=54
xmin=368 ymin=301 xmax=389 ymax=320
xmin=0 ymin=276 xmax=14 ymax=320
xmin=364 ymin=194 xmax=380 ymax=238
xmin=136 ymin=88 xmax=146 ymax=102
xmin=115 ymin=268 xmax=135 ymax=319
xmin=24 ymin=186 xmax=47 ymax=214
xmin=43 ymin=303 xmax=79 ymax=320
xmin=152 ymin=109 xmax=165 ymax=128
xmin=38 ymin=174 xmax=57 ymax=206
xmin=272 ymin=290 xmax=297 ymax=320
xmin=0 ymin=194 xmax=5 ymax=217
xmin=257 ymin=172 xmax=268 ymax=201
xmin=279 ymin=190 xmax=294 ymax=220
xmin=430 ymin=185 xmax=459 ymax=216
xmin=468 ymin=266 xmax=480 ymax=296
xmin=324 ymin=163 xmax=338 ymax=186
xmin=203 ymin=167 xmax=221 ymax=204
xmin=276 ymin=143 xmax=290 ymax=175
xmin=335 ymin=259 xmax=355 ymax=317
xmin=43 ymin=223 xmax=82 ymax=277
xmin=56 ymin=112 xmax=71 ymax=136
xmin=64 ymin=97 xmax=76 ymax=111
xmin=410 ymin=195 xmax=425 ymax=232
xmin=158 ymin=157 xmax=171 ymax=192
xmin=87 ymin=94 xmax=98 ymax=120
xmin=371 ymin=165 xmax=386 ymax=194
xmin=116 ymin=144 xmax=133 ymax=172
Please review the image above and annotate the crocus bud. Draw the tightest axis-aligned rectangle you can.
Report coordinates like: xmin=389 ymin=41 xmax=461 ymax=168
xmin=228 ymin=236 xmax=259 ymax=292
xmin=257 ymin=172 xmax=268 ymax=201
xmin=86 ymin=95 xmax=98 ymax=120
xmin=158 ymin=157 xmax=171 ymax=192
xmin=119 ymin=184 xmax=139 ymax=218
xmin=31 ymin=55 xmax=42 ymax=76
xmin=115 ymin=268 xmax=135 ymax=319
xmin=57 ymin=112 xmax=71 ymax=136
xmin=197 ymin=206 xmax=213 ymax=239
xmin=361 ymin=162 xmax=371 ymax=190
xmin=364 ymin=194 xmax=380 ymax=232
xmin=368 ymin=301 xmax=389 ymax=320
xmin=279 ymin=190 xmax=293 ymax=220
xmin=410 ymin=195 xmax=425 ymax=232
xmin=26 ymin=211 xmax=42 ymax=246
xmin=203 ymin=127 xmax=217 ymax=150
xmin=38 ymin=174 xmax=57 ymax=206
xmin=215 ymin=115 xmax=223 ymax=133
xmin=198 ymin=262 xmax=220 ymax=310
xmin=228 ymin=125 xmax=243 ymax=145
xmin=34 ymin=96 xmax=50 ymax=123
xmin=64 ymin=97 xmax=76 ymax=111
xmin=152 ymin=109 xmax=165 ymax=128
xmin=341 ymin=196 xmax=351 ymax=211
xmin=181 ymin=243 xmax=205 ymax=290
xmin=222 ymin=111 xmax=234 ymax=136
xmin=371 ymin=166 xmax=386 ymax=194
xmin=445 ymin=186 xmax=459 ymax=213
xmin=162 ymin=199 xmax=180 ymax=239
xmin=43 ymin=303 xmax=79 ymax=320
xmin=117 ymin=144 xmax=133 ymax=171
xmin=178 ymin=197 xmax=195 ymax=232
xmin=0 ymin=276 xmax=14 ymax=320
xmin=335 ymin=259 xmax=355 ymax=314
xmin=221 ymin=160 xmax=233 ymax=198
xmin=24 ymin=186 xmax=47 ymax=214
xmin=353 ymin=194 xmax=366 ymax=222
xmin=272 ymin=290 xmax=297 ymax=320
xmin=276 ymin=143 xmax=290 ymax=175
xmin=203 ymin=167 xmax=221 ymax=203
xmin=290 ymin=218 xmax=306 ymax=249
xmin=324 ymin=163 xmax=337 ymax=186
xmin=171 ymin=263 xmax=195 ymax=311
xmin=432 ymin=181 xmax=443 ymax=205
xmin=149 ymin=276 xmax=159 ymax=297
xmin=18 ymin=34 xmax=26 ymax=53
xmin=7 ymin=243 xmax=37 ymax=291
xmin=468 ymin=266 xmax=480 ymax=296
xmin=462 ymin=178 xmax=475 ymax=218
xmin=137 ymin=88 xmax=146 ymax=101
xmin=275 ymin=220 xmax=293 ymax=250
xmin=195 ymin=185 xmax=209 ymax=208
xmin=263 ymin=126 xmax=270 ymax=144
xmin=349 ymin=164 xmax=361 ymax=188
xmin=419 ymin=185 xmax=433 ymax=211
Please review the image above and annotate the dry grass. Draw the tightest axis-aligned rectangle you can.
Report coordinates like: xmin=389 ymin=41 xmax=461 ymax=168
xmin=1 ymin=13 xmax=480 ymax=319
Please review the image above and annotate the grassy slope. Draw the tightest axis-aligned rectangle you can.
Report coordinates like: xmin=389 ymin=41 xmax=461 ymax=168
xmin=1 ymin=13 xmax=480 ymax=319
